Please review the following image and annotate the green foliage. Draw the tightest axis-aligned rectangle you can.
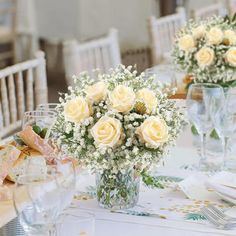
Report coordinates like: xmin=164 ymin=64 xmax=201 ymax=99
xmin=141 ymin=171 xmax=182 ymax=189
xmin=185 ymin=213 xmax=206 ymax=221
xmin=32 ymin=125 xmax=41 ymax=135
xmin=13 ymin=135 xmax=25 ymax=146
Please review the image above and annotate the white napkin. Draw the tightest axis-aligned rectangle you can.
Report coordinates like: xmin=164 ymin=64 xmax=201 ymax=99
xmin=177 ymin=173 xmax=216 ymax=200
xmin=207 ymin=171 xmax=236 ymax=201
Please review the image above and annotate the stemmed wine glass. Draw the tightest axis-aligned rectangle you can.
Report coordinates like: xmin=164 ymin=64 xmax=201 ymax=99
xmin=211 ymin=92 xmax=236 ymax=170
xmin=13 ymin=173 xmax=62 ymax=236
xmin=14 ymin=157 xmax=77 ymax=236
xmin=186 ymin=83 xmax=225 ymax=171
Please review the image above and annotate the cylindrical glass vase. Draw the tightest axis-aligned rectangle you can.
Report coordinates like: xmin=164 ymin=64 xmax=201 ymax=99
xmin=96 ymin=168 xmax=140 ymax=210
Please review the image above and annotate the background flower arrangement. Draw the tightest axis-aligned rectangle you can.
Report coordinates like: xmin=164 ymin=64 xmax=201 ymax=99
xmin=52 ymin=65 xmax=184 ymax=209
xmin=173 ymin=15 xmax=236 ymax=88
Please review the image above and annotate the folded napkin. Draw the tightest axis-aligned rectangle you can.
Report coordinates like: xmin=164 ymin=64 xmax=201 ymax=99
xmin=207 ymin=172 xmax=236 ymax=201
xmin=0 ymin=145 xmax=21 ymax=185
xmin=0 ymin=186 xmax=12 ymax=201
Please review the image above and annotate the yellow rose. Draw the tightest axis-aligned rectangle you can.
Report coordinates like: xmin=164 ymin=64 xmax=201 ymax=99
xmin=207 ymin=27 xmax=223 ymax=45
xmin=195 ymin=47 xmax=215 ymax=67
xmin=136 ymin=116 xmax=168 ymax=149
xmin=91 ymin=116 xmax=122 ymax=148
xmin=136 ymin=88 xmax=157 ymax=114
xmin=64 ymin=97 xmax=91 ymax=123
xmin=192 ymin=25 xmax=206 ymax=40
xmin=85 ymin=81 xmax=108 ymax=103
xmin=223 ymin=30 xmax=236 ymax=45
xmin=178 ymin=35 xmax=196 ymax=51
xmin=109 ymin=85 xmax=136 ymax=113
xmin=225 ymin=47 xmax=236 ymax=67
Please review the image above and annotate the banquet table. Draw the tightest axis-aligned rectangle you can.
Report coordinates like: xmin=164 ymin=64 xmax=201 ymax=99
xmin=1 ymin=126 xmax=236 ymax=236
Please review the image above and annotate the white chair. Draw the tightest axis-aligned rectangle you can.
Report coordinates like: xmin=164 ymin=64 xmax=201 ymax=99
xmin=63 ymin=28 xmax=121 ymax=85
xmin=148 ymin=7 xmax=186 ymax=65
xmin=0 ymin=51 xmax=48 ymax=139
xmin=0 ymin=0 xmax=17 ymax=67
xmin=192 ymin=3 xmax=226 ymax=21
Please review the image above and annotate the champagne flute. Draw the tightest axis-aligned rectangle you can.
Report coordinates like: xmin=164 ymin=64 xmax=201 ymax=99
xmin=212 ymin=92 xmax=236 ymax=170
xmin=186 ymin=83 xmax=224 ymax=170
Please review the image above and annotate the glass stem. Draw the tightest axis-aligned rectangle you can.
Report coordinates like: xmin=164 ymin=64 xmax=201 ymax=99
xmin=222 ymin=136 xmax=229 ymax=170
xmin=49 ymin=224 xmax=57 ymax=236
xmin=200 ymin=132 xmax=207 ymax=167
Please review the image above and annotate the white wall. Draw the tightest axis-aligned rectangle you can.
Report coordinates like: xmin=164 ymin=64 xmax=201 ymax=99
xmin=34 ymin=0 xmax=159 ymax=50
xmin=78 ymin=0 xmax=159 ymax=50
xmin=34 ymin=0 xmax=79 ymax=40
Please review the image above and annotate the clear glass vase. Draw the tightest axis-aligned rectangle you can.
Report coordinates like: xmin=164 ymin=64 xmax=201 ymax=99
xmin=96 ymin=168 xmax=140 ymax=210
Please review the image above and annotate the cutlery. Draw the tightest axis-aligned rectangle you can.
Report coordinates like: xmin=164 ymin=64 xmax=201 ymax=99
xmin=201 ymin=207 xmax=236 ymax=230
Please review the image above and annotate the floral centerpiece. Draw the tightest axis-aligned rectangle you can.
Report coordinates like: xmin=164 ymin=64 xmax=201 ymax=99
xmin=52 ymin=65 xmax=184 ymax=209
xmin=173 ymin=15 xmax=236 ymax=88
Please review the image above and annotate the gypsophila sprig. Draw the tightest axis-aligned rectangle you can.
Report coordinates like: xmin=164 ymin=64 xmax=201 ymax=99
xmin=173 ymin=15 xmax=236 ymax=87
xmin=52 ymin=65 xmax=184 ymax=175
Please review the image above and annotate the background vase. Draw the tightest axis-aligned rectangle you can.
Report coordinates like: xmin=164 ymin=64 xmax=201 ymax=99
xmin=96 ymin=168 xmax=140 ymax=210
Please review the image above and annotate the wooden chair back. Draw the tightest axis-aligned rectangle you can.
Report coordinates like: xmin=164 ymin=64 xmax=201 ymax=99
xmin=0 ymin=51 xmax=48 ymax=138
xmin=63 ymin=28 xmax=121 ymax=85
xmin=148 ymin=7 xmax=186 ymax=65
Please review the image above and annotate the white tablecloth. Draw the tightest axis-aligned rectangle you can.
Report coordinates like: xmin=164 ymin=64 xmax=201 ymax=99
xmin=1 ymin=125 xmax=236 ymax=235
xmin=70 ymin=127 xmax=236 ymax=236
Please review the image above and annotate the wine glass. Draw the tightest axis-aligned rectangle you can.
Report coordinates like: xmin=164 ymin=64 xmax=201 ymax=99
xmin=48 ymin=157 xmax=77 ymax=212
xmin=145 ymin=65 xmax=177 ymax=90
xmin=186 ymin=83 xmax=225 ymax=171
xmin=13 ymin=173 xmax=62 ymax=236
xmin=36 ymin=103 xmax=60 ymax=113
xmin=22 ymin=110 xmax=57 ymax=141
xmin=26 ymin=154 xmax=77 ymax=212
xmin=211 ymin=92 xmax=236 ymax=170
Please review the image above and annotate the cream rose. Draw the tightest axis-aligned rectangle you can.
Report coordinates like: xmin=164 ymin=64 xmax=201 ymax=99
xmin=225 ymin=47 xmax=236 ymax=67
xmin=192 ymin=25 xmax=206 ymax=40
xmin=195 ymin=47 xmax=215 ymax=67
xmin=64 ymin=97 xmax=91 ymax=123
xmin=86 ymin=81 xmax=108 ymax=103
xmin=207 ymin=27 xmax=223 ymax=45
xmin=223 ymin=30 xmax=236 ymax=45
xmin=178 ymin=35 xmax=195 ymax=51
xmin=136 ymin=88 xmax=157 ymax=114
xmin=136 ymin=117 xmax=168 ymax=149
xmin=109 ymin=85 xmax=136 ymax=113
xmin=91 ymin=116 xmax=122 ymax=148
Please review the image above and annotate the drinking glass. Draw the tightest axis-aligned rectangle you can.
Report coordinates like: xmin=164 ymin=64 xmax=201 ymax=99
xmin=145 ymin=65 xmax=177 ymax=90
xmin=13 ymin=173 xmax=62 ymax=236
xmin=22 ymin=110 xmax=56 ymax=141
xmin=36 ymin=103 xmax=60 ymax=113
xmin=212 ymin=92 xmax=236 ymax=170
xmin=186 ymin=83 xmax=225 ymax=170
xmin=57 ymin=209 xmax=95 ymax=236
xmin=26 ymin=155 xmax=77 ymax=212
xmin=48 ymin=157 xmax=77 ymax=211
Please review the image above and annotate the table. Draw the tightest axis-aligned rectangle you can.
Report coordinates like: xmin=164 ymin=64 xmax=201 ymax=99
xmin=1 ymin=126 xmax=236 ymax=236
